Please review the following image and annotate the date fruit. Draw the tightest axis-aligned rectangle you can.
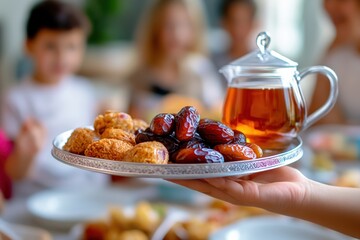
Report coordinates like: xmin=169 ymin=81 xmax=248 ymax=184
xmin=197 ymin=121 xmax=234 ymax=145
xmin=214 ymin=144 xmax=256 ymax=161
xmin=199 ymin=118 xmax=216 ymax=125
xmin=135 ymin=130 xmax=179 ymax=154
xmin=246 ymin=143 xmax=263 ymax=158
xmin=175 ymin=106 xmax=200 ymax=141
xmin=175 ymin=148 xmax=224 ymax=164
xmin=179 ymin=139 xmax=208 ymax=150
xmin=150 ymin=113 xmax=175 ymax=136
xmin=232 ymin=130 xmax=246 ymax=144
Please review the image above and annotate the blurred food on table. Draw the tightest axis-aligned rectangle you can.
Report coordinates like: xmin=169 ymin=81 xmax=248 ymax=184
xmin=81 ymin=202 xmax=165 ymax=240
xmin=164 ymin=199 xmax=269 ymax=240
xmin=334 ymin=170 xmax=360 ymax=188
xmin=311 ymin=152 xmax=335 ymax=171
xmin=307 ymin=125 xmax=360 ymax=161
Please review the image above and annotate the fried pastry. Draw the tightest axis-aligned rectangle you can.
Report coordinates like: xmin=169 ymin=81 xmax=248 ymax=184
xmin=101 ymin=128 xmax=136 ymax=145
xmin=63 ymin=128 xmax=97 ymax=155
xmin=84 ymin=139 xmax=133 ymax=161
xmin=117 ymin=230 xmax=148 ymax=240
xmin=94 ymin=111 xmax=133 ymax=135
xmin=123 ymin=141 xmax=169 ymax=164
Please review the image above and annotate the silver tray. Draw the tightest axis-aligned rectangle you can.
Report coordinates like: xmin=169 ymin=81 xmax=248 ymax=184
xmin=52 ymin=129 xmax=303 ymax=179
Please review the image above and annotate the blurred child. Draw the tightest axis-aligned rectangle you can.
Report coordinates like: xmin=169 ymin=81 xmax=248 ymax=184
xmin=128 ymin=0 xmax=223 ymax=121
xmin=212 ymin=0 xmax=257 ymax=89
xmin=310 ymin=0 xmax=360 ymax=124
xmin=0 ymin=0 xmax=107 ymax=196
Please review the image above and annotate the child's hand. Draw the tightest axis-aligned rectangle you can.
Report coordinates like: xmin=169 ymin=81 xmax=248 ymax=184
xmin=14 ymin=118 xmax=47 ymax=158
xmin=5 ymin=119 xmax=47 ymax=180
xmin=169 ymin=167 xmax=311 ymax=213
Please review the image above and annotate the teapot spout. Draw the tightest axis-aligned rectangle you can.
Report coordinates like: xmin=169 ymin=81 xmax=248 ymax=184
xmin=219 ymin=65 xmax=233 ymax=84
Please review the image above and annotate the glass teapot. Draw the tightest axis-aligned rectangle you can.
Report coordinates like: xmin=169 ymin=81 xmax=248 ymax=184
xmin=220 ymin=32 xmax=338 ymax=150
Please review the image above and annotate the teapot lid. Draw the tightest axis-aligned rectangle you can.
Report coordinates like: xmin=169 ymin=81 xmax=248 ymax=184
xmin=224 ymin=32 xmax=297 ymax=69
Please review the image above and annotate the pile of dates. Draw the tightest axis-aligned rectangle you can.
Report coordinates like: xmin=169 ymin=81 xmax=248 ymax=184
xmin=135 ymin=106 xmax=263 ymax=164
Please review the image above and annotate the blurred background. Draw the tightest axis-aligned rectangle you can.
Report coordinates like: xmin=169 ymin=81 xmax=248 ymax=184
xmin=0 ymin=0 xmax=333 ymax=104
xmin=1 ymin=1 xmax=360 ymax=240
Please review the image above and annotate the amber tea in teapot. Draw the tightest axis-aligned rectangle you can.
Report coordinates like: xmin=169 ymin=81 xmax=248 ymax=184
xmin=223 ymin=86 xmax=305 ymax=149
xmin=220 ymin=32 xmax=338 ymax=150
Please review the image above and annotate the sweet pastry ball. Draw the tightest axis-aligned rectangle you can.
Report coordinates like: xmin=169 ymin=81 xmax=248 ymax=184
xmin=63 ymin=128 xmax=98 ymax=155
xmin=123 ymin=141 xmax=169 ymax=164
xmin=84 ymin=139 xmax=133 ymax=161
xmin=94 ymin=111 xmax=134 ymax=135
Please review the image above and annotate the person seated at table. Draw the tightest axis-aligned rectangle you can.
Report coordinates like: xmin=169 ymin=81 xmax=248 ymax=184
xmin=0 ymin=0 xmax=108 ymax=197
xmin=212 ymin=0 xmax=257 ymax=89
xmin=127 ymin=0 xmax=223 ymax=121
xmin=310 ymin=0 xmax=360 ymax=125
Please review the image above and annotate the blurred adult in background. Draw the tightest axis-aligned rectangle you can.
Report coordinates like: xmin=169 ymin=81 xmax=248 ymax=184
xmin=310 ymin=0 xmax=360 ymax=124
xmin=212 ymin=0 xmax=257 ymax=89
xmin=0 ymin=0 xmax=108 ymax=198
xmin=128 ymin=0 xmax=223 ymax=121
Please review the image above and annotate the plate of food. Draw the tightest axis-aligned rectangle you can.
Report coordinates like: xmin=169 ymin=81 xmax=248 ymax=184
xmin=70 ymin=199 xmax=269 ymax=240
xmin=27 ymin=187 xmax=155 ymax=230
xmin=52 ymin=106 xmax=303 ymax=179
xmin=70 ymin=201 xmax=169 ymax=240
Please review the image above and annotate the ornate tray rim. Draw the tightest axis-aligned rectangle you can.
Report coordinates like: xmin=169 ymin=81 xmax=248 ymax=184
xmin=52 ymin=129 xmax=303 ymax=179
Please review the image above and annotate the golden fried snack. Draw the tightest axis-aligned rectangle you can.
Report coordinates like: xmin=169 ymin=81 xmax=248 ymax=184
xmin=117 ymin=230 xmax=148 ymax=240
xmin=132 ymin=119 xmax=149 ymax=133
xmin=84 ymin=139 xmax=133 ymax=161
xmin=63 ymin=128 xmax=97 ymax=155
xmin=134 ymin=202 xmax=161 ymax=234
xmin=123 ymin=141 xmax=169 ymax=164
xmin=94 ymin=111 xmax=133 ymax=135
xmin=101 ymin=128 xmax=136 ymax=145
xmin=109 ymin=207 xmax=132 ymax=230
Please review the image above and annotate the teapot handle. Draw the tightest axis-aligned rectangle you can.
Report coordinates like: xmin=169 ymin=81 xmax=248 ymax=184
xmin=297 ymin=66 xmax=338 ymax=130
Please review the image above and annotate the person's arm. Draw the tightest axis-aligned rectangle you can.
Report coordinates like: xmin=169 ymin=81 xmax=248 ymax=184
xmin=5 ymin=119 xmax=46 ymax=180
xmin=310 ymin=74 xmax=345 ymax=125
xmin=170 ymin=167 xmax=360 ymax=238
xmin=291 ymin=181 xmax=360 ymax=237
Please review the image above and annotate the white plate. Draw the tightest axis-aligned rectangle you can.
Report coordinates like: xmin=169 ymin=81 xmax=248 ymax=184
xmin=27 ymin=186 xmax=155 ymax=230
xmin=0 ymin=219 xmax=52 ymax=240
xmin=52 ymin=129 xmax=303 ymax=179
xmin=210 ymin=216 xmax=351 ymax=240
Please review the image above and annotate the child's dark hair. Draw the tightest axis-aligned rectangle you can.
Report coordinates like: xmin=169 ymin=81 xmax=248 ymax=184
xmin=220 ymin=0 xmax=257 ymax=19
xmin=26 ymin=0 xmax=90 ymax=39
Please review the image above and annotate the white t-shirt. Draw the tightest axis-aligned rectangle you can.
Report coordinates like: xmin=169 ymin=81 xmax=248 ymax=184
xmin=323 ymin=45 xmax=360 ymax=124
xmin=0 ymin=76 xmax=108 ymax=189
